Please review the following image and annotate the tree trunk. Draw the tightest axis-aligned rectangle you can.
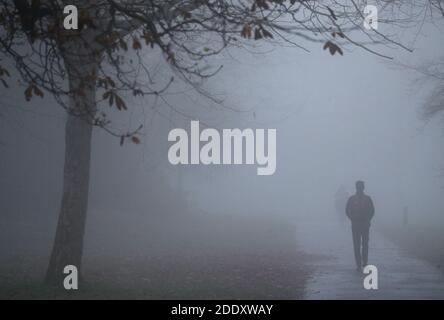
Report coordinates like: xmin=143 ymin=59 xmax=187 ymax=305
xmin=45 ymin=112 xmax=94 ymax=285
xmin=45 ymin=46 xmax=98 ymax=286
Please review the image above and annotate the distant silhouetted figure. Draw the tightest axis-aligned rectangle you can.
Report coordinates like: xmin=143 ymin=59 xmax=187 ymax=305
xmin=403 ymin=206 xmax=409 ymax=227
xmin=335 ymin=185 xmax=349 ymax=225
xmin=346 ymin=181 xmax=375 ymax=272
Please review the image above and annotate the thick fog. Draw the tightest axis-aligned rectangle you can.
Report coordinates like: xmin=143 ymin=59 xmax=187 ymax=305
xmin=1 ymin=7 xmax=444 ymax=299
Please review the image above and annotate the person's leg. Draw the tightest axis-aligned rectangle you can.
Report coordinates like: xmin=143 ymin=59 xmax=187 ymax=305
xmin=351 ymin=223 xmax=362 ymax=270
xmin=361 ymin=224 xmax=370 ymax=267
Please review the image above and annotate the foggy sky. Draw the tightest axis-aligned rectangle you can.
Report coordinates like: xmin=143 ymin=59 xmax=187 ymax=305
xmin=1 ymin=11 xmax=444 ymax=239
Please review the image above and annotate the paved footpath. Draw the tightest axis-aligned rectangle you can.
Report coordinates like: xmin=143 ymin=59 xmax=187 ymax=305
xmin=297 ymin=221 xmax=444 ymax=299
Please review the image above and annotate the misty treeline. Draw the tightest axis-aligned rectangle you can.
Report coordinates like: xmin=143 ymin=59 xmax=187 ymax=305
xmin=0 ymin=0 xmax=440 ymax=287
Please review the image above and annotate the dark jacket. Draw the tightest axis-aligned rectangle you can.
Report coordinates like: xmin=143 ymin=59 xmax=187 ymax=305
xmin=346 ymin=193 xmax=374 ymax=224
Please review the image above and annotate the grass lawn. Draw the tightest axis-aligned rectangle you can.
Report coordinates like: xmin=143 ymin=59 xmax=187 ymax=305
xmin=0 ymin=212 xmax=310 ymax=299
xmin=380 ymin=223 xmax=444 ymax=273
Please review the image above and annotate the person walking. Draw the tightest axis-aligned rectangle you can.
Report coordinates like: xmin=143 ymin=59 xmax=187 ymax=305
xmin=346 ymin=180 xmax=375 ymax=272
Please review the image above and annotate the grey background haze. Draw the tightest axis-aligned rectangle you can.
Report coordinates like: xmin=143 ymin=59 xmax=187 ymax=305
xmin=1 ymin=6 xmax=444 ymax=298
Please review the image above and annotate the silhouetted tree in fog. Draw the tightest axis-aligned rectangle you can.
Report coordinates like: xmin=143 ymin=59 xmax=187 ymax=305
xmin=406 ymin=2 xmax=444 ymax=124
xmin=0 ymin=0 xmax=412 ymax=286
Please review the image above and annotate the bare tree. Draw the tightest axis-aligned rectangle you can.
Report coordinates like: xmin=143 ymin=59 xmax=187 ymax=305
xmin=0 ymin=0 xmax=412 ymax=286
xmin=413 ymin=60 xmax=444 ymax=123
xmin=404 ymin=1 xmax=444 ymax=123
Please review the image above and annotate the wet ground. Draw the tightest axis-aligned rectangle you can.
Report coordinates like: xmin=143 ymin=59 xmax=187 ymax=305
xmin=2 ymin=213 xmax=444 ymax=299
xmin=299 ymin=221 xmax=444 ymax=299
